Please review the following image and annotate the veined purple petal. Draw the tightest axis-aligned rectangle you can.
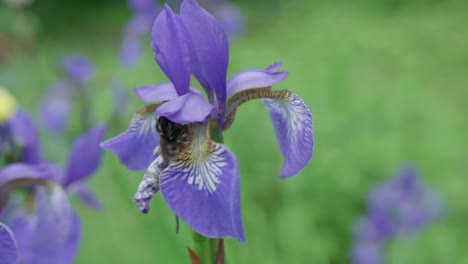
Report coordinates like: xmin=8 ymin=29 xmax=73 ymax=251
xmin=152 ymin=5 xmax=191 ymax=95
xmin=181 ymin=0 xmax=229 ymax=120
xmin=262 ymin=93 xmax=313 ymax=178
xmin=68 ymin=182 xmax=103 ymax=211
xmin=100 ymin=104 xmax=160 ymax=171
xmin=226 ymin=70 xmax=288 ymax=99
xmin=8 ymin=185 xmax=80 ymax=264
xmin=0 ymin=222 xmax=18 ymax=264
xmin=160 ymin=124 xmax=244 ymax=242
xmin=156 ymin=93 xmax=214 ymax=124
xmin=134 ymin=83 xmax=179 ymax=102
xmin=65 ymin=124 xmax=107 ymax=187
xmin=10 ymin=110 xmax=41 ymax=164
xmin=39 ymin=81 xmax=74 ymax=135
xmin=61 ymin=55 xmax=95 ymax=85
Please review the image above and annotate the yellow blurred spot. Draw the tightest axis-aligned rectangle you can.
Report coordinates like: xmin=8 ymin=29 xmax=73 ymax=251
xmin=0 ymin=87 xmax=17 ymax=124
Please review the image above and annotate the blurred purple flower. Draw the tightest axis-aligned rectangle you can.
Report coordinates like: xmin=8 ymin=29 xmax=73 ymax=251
xmin=39 ymin=55 xmax=95 ymax=134
xmin=350 ymin=166 xmax=444 ymax=264
xmin=61 ymin=55 xmax=95 ymax=85
xmin=110 ymin=80 xmax=129 ymax=117
xmin=0 ymin=109 xmax=107 ymax=263
xmin=120 ymin=0 xmax=160 ymax=68
xmin=167 ymin=0 xmax=244 ymax=38
xmin=102 ymin=0 xmax=313 ymax=242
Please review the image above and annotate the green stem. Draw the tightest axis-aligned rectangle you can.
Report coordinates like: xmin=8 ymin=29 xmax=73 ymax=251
xmin=191 ymin=120 xmax=225 ymax=264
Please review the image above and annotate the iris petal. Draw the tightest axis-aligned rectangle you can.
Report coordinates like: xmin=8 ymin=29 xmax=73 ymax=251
xmin=7 ymin=184 xmax=80 ymax=264
xmin=11 ymin=109 xmax=42 ymax=164
xmin=262 ymin=92 xmax=313 ymax=178
xmin=226 ymin=70 xmax=288 ymax=98
xmin=181 ymin=0 xmax=229 ymax=122
xmin=152 ymin=5 xmax=191 ymax=95
xmin=100 ymin=104 xmax=161 ymax=171
xmin=0 ymin=222 xmax=18 ymax=264
xmin=68 ymin=182 xmax=103 ymax=211
xmin=65 ymin=124 xmax=107 ymax=187
xmin=156 ymin=93 xmax=214 ymax=124
xmin=134 ymin=82 xmax=179 ymax=102
xmin=159 ymin=124 xmax=244 ymax=242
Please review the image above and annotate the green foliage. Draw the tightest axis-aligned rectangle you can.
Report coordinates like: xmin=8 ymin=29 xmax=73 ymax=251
xmin=1 ymin=1 xmax=467 ymax=263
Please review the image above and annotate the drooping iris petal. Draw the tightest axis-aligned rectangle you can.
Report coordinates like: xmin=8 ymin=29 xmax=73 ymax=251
xmin=8 ymin=185 xmax=80 ymax=264
xmin=262 ymin=92 xmax=313 ymax=178
xmin=134 ymin=155 xmax=164 ymax=214
xmin=226 ymin=70 xmax=288 ymax=98
xmin=38 ymin=81 xmax=74 ymax=135
xmin=181 ymin=0 xmax=229 ymax=120
xmin=0 ymin=222 xmax=18 ymax=264
xmin=156 ymin=93 xmax=214 ymax=124
xmin=68 ymin=182 xmax=103 ymax=211
xmin=9 ymin=109 xmax=41 ymax=164
xmin=134 ymin=82 xmax=179 ymax=102
xmin=65 ymin=124 xmax=107 ymax=187
xmin=152 ymin=5 xmax=191 ymax=95
xmin=159 ymin=124 xmax=244 ymax=242
xmin=100 ymin=104 xmax=161 ymax=171
xmin=61 ymin=55 xmax=95 ymax=85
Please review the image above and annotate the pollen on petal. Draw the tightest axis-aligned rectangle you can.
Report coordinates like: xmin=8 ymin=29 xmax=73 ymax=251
xmin=134 ymin=155 xmax=166 ymax=214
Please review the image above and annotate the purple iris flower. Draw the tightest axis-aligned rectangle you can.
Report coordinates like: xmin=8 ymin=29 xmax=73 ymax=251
xmin=1 ymin=108 xmax=106 ymax=263
xmin=350 ymin=166 xmax=444 ymax=264
xmin=39 ymin=55 xmax=95 ymax=134
xmin=120 ymin=0 xmax=160 ymax=68
xmin=102 ymin=0 xmax=313 ymax=242
xmin=61 ymin=55 xmax=95 ymax=85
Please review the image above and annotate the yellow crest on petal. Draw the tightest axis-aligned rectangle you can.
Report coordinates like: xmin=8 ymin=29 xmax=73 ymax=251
xmin=0 ymin=87 xmax=17 ymax=124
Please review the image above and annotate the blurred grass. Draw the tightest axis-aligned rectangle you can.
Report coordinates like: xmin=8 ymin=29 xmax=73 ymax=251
xmin=1 ymin=0 xmax=468 ymax=263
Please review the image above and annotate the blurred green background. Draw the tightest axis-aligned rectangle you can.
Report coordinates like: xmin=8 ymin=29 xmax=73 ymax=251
xmin=1 ymin=0 xmax=468 ymax=263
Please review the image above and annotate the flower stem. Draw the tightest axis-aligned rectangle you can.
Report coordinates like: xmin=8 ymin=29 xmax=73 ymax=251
xmin=191 ymin=120 xmax=225 ymax=264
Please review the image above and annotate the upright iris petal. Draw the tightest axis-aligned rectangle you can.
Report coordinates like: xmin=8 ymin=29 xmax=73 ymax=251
xmin=65 ymin=124 xmax=107 ymax=186
xmin=181 ymin=0 xmax=229 ymax=118
xmin=0 ymin=222 xmax=18 ymax=264
xmin=10 ymin=110 xmax=42 ymax=164
xmin=152 ymin=5 xmax=191 ymax=95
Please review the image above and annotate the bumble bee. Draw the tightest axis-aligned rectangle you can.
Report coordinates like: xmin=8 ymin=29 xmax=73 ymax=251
xmin=156 ymin=116 xmax=189 ymax=159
